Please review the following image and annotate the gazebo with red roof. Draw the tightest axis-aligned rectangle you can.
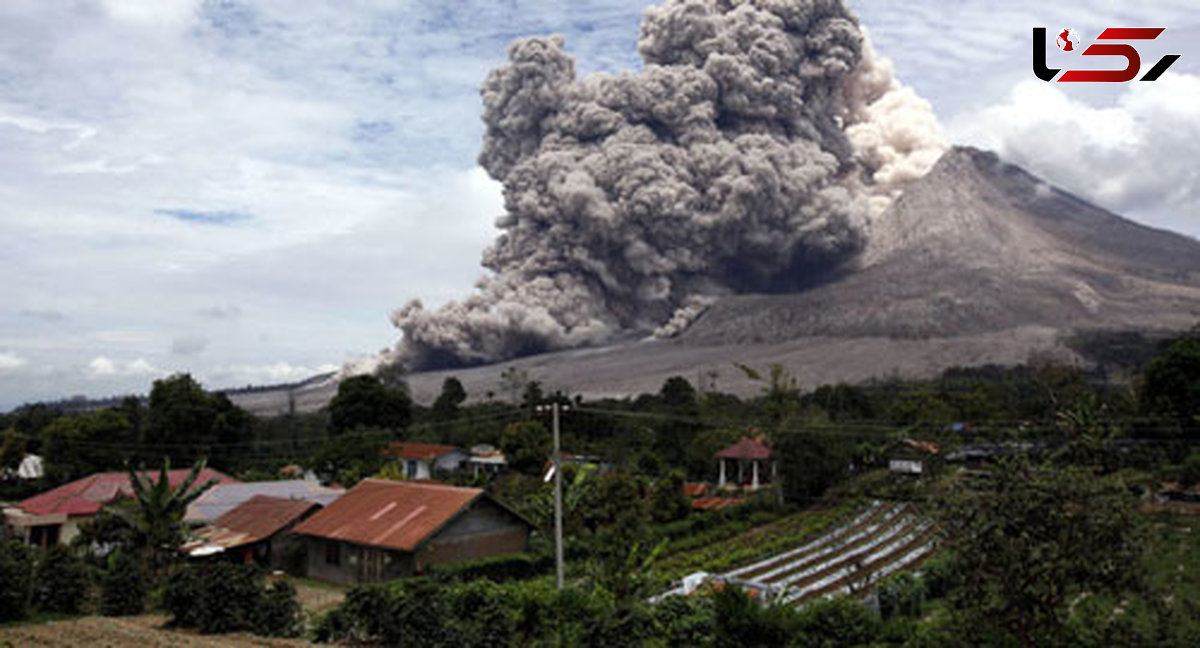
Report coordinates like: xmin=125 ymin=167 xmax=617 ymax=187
xmin=716 ymin=438 xmax=776 ymax=490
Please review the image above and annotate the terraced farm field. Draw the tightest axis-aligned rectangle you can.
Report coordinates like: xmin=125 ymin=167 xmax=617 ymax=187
xmin=661 ymin=500 xmax=936 ymax=607
xmin=729 ymin=500 xmax=934 ymax=605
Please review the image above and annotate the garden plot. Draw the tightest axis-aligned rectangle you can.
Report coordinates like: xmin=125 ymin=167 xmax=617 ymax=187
xmin=739 ymin=500 xmax=934 ymax=607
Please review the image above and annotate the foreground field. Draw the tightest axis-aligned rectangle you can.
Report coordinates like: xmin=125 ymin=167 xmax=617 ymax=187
xmin=0 ymin=615 xmax=311 ymax=648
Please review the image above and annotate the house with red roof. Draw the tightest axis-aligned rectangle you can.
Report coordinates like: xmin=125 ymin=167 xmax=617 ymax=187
xmin=291 ymin=479 xmax=534 ymax=584
xmin=382 ymin=442 xmax=467 ymax=480
xmin=3 ymin=468 xmax=238 ymax=547
xmin=716 ymin=437 xmax=776 ymax=491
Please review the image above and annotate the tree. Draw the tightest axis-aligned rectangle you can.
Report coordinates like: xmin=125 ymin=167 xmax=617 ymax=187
xmin=116 ymin=459 xmax=219 ymax=577
xmin=432 ymin=377 xmax=467 ymax=421
xmin=0 ymin=429 xmax=25 ymax=476
xmin=0 ymin=540 xmax=34 ymax=622
xmin=499 ymin=421 xmax=551 ymax=476
xmin=328 ymin=375 xmax=412 ymax=435
xmin=775 ymin=428 xmax=850 ymax=503
xmin=142 ymin=374 xmax=254 ymax=467
xmin=932 ymin=456 xmax=1143 ymax=647
xmin=311 ymin=427 xmax=389 ymax=487
xmin=146 ymin=373 xmax=217 ymax=448
xmin=659 ymin=376 xmax=697 ymax=409
xmin=42 ymin=409 xmax=134 ymax=482
xmin=1141 ymin=336 xmax=1200 ymax=433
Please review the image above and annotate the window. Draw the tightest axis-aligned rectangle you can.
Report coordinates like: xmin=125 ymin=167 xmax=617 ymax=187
xmin=29 ymin=524 xmax=60 ymax=548
xmin=325 ymin=540 xmax=341 ymax=566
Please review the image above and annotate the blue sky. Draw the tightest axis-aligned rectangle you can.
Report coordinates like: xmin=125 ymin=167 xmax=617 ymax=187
xmin=0 ymin=0 xmax=1197 ymax=409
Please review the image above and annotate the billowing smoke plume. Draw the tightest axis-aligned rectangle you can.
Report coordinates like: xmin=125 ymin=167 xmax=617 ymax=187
xmin=389 ymin=0 xmax=945 ymax=371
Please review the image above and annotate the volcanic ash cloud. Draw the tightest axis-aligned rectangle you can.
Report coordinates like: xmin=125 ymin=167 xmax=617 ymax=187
xmin=390 ymin=0 xmax=945 ymax=371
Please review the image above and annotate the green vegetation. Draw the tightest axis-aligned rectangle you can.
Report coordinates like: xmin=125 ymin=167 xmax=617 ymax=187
xmin=2 ymin=324 xmax=1199 ymax=644
xmin=164 ymin=563 xmax=301 ymax=637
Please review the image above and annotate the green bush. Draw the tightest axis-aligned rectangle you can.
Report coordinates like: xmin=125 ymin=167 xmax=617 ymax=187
xmin=876 ymin=571 xmax=925 ymax=620
xmin=426 ymin=551 xmax=552 ymax=583
xmin=793 ymin=595 xmax=881 ymax=648
xmin=100 ymin=550 xmax=145 ymax=616
xmin=0 ymin=540 xmax=34 ymax=622
xmin=256 ymin=580 xmax=303 ymax=638
xmin=33 ymin=545 xmax=91 ymax=614
xmin=163 ymin=563 xmax=301 ymax=637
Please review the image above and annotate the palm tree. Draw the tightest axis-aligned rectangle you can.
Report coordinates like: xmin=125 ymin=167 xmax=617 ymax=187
xmin=115 ymin=458 xmax=218 ymax=578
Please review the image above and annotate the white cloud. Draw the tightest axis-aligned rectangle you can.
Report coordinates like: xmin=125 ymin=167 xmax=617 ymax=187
xmin=87 ymin=357 xmax=117 ymax=376
xmin=0 ymin=352 xmax=27 ymax=371
xmin=950 ymin=74 xmax=1200 ymax=236
xmin=87 ymin=356 xmax=160 ymax=377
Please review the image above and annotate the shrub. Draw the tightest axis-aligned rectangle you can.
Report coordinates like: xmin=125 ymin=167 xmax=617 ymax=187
xmin=794 ymin=596 xmax=881 ymax=648
xmin=100 ymin=550 xmax=146 ymax=616
xmin=164 ymin=563 xmax=301 ymax=636
xmin=0 ymin=540 xmax=34 ymax=622
xmin=426 ymin=552 xmax=551 ymax=583
xmin=876 ymin=572 xmax=925 ymax=620
xmin=256 ymin=580 xmax=303 ymax=638
xmin=33 ymin=545 xmax=91 ymax=614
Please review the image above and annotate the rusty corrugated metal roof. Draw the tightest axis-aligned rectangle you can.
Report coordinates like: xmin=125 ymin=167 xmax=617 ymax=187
xmin=183 ymin=495 xmax=320 ymax=555
xmin=291 ymin=479 xmax=484 ymax=552
xmin=382 ymin=442 xmax=462 ymax=461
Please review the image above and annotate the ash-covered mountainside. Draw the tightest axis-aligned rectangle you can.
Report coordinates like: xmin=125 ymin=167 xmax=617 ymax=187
xmin=677 ymin=146 xmax=1200 ymax=345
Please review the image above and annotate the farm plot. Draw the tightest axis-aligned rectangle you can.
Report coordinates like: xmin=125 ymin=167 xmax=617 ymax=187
xmin=731 ymin=500 xmax=935 ymax=606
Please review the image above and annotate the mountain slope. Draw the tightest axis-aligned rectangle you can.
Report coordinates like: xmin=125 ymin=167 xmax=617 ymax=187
xmin=678 ymin=146 xmax=1200 ymax=345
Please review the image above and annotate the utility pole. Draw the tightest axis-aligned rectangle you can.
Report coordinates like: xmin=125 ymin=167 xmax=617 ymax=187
xmin=552 ymin=400 xmax=564 ymax=590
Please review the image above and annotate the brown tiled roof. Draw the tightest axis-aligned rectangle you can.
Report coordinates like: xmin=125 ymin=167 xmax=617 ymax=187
xmin=382 ymin=442 xmax=462 ymax=461
xmin=291 ymin=479 xmax=484 ymax=552
xmin=715 ymin=438 xmax=773 ymax=460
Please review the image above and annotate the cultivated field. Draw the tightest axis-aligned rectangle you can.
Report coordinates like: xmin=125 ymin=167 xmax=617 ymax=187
xmin=725 ymin=500 xmax=935 ymax=605
xmin=0 ymin=615 xmax=310 ymax=647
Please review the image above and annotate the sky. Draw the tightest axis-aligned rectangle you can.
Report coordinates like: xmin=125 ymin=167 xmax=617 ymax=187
xmin=1 ymin=0 xmax=1198 ymax=410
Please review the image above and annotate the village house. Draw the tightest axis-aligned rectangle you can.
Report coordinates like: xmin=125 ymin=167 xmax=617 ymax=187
xmin=887 ymin=439 xmax=942 ymax=475
xmin=185 ymin=479 xmax=343 ymax=524
xmin=183 ymin=495 xmax=321 ymax=570
xmin=3 ymin=468 xmax=238 ymax=547
xmin=292 ymin=479 xmax=535 ymax=585
xmin=465 ymin=444 xmax=508 ymax=478
xmin=382 ymin=442 xmax=467 ymax=480
xmin=716 ymin=437 xmax=776 ymax=490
